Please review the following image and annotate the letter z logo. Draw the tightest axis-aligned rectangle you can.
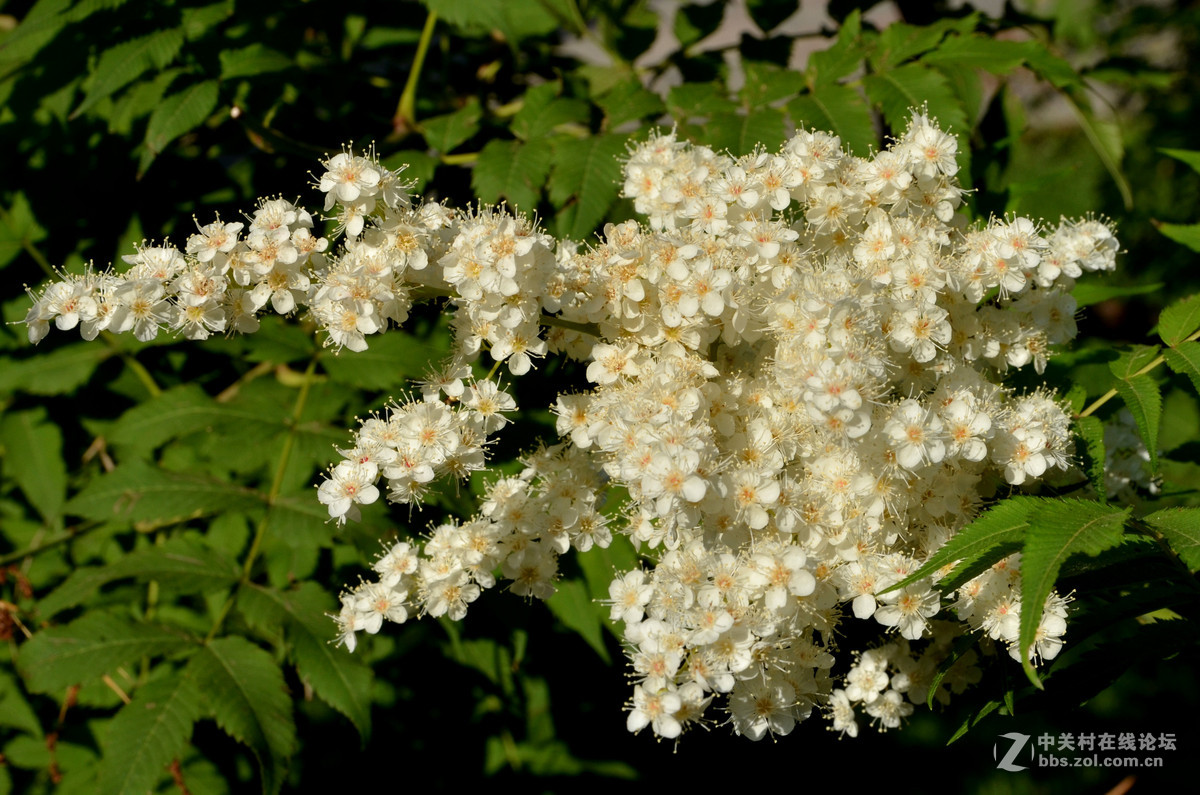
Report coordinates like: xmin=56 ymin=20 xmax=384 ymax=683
xmin=994 ymin=732 xmax=1033 ymax=772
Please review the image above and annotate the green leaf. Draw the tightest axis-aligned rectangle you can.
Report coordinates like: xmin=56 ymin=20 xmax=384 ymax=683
xmin=139 ymin=80 xmax=220 ymax=176
xmin=1074 ymin=415 xmax=1107 ymax=501
xmin=1161 ymin=148 xmax=1200 ymax=174
xmin=920 ymin=35 xmax=1033 ymax=74
xmin=1019 ymin=44 xmax=1081 ymax=89
xmin=1108 ymin=345 xmax=1161 ymax=380
xmin=1143 ymin=508 xmax=1200 ymax=572
xmin=420 ymin=98 xmax=482 ymax=154
xmin=107 ymin=384 xmax=270 ymax=450
xmin=871 ymin=18 xmax=970 ymax=70
xmin=1018 ymin=500 xmax=1130 ymax=686
xmin=1164 ymin=342 xmax=1200 ymax=395
xmin=37 ymin=539 xmax=240 ymax=618
xmin=788 ymin=84 xmax=877 ymax=156
xmin=72 ymin=28 xmax=185 ymax=118
xmin=0 ymin=192 xmax=47 ymax=271
xmin=548 ymin=134 xmax=628 ymax=241
xmin=471 ymin=138 xmax=554 ymax=213
xmin=237 ymin=583 xmax=373 ymax=738
xmin=1063 ymin=93 xmax=1132 ymax=211
xmin=594 ymin=78 xmax=665 ymax=130
xmin=1158 ymin=221 xmax=1200 ymax=252
xmin=1 ymin=407 xmax=67 ymax=522
xmin=545 ymin=577 xmax=610 ymax=663
xmin=0 ymin=670 xmax=43 ymax=737
xmin=18 ymin=612 xmax=195 ymax=694
xmin=1110 ymin=373 xmax=1162 ymax=471
xmin=666 ymin=83 xmax=737 ymax=119
xmin=806 ymin=10 xmax=862 ymax=87
xmin=1158 ymin=294 xmax=1200 ymax=347
xmin=739 ymin=61 xmax=806 ymax=107
xmin=706 ymin=108 xmax=786 ymax=155
xmin=107 ymin=68 xmax=182 ymax=136
xmin=218 ymin=44 xmax=292 ymax=80
xmin=186 ymin=637 xmax=296 ymax=795
xmin=885 ymin=497 xmax=1036 ymax=595
xmin=1071 ymin=280 xmax=1163 ymax=307
xmin=98 ymin=673 xmax=203 ymax=795
xmin=862 ymin=63 xmax=970 ymax=173
xmin=64 ymin=460 xmax=263 ymax=526
xmin=181 ymin=1 xmax=234 ymax=40
xmin=511 ymin=82 xmax=589 ymax=141
xmin=319 ymin=329 xmax=446 ymax=390
xmin=0 ymin=344 xmax=109 ymax=395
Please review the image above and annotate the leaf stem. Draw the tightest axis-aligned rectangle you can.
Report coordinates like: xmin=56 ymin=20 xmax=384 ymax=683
xmin=1076 ymin=328 xmax=1200 ymax=418
xmin=205 ymin=357 xmax=318 ymax=642
xmin=395 ymin=11 xmax=438 ymax=131
xmin=0 ymin=522 xmax=104 ymax=567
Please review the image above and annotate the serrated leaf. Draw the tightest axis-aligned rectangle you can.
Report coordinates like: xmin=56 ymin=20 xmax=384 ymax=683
xmin=511 ymin=83 xmax=589 ymax=141
xmin=319 ymin=328 xmax=446 ymax=390
xmin=1158 ymin=221 xmax=1200 ymax=252
xmin=545 ymin=577 xmax=610 ymax=663
xmin=107 ymin=383 xmax=273 ymax=450
xmin=595 ymin=78 xmax=664 ymax=130
xmin=37 ymin=539 xmax=240 ymax=618
xmin=886 ymin=497 xmax=1036 ymax=595
xmin=182 ymin=1 xmax=234 ymax=40
xmin=0 ymin=344 xmax=109 ymax=394
xmin=238 ymin=583 xmax=372 ymax=738
xmin=1164 ymin=342 xmax=1200 ymax=395
xmin=1108 ymin=344 xmax=1161 ymax=379
xmin=471 ymin=138 xmax=553 ymax=213
xmin=706 ymin=108 xmax=786 ymax=155
xmin=1143 ymin=508 xmax=1200 ymax=572
xmin=1019 ymin=500 xmax=1130 ymax=686
xmin=139 ymin=80 xmax=220 ymax=175
xmin=871 ymin=18 xmax=970 ymax=70
xmin=64 ymin=460 xmax=263 ymax=525
xmin=218 ymin=43 xmax=292 ymax=80
xmin=1111 ymin=374 xmax=1162 ymax=471
xmin=1 ymin=408 xmax=67 ymax=522
xmin=862 ymin=63 xmax=970 ymax=174
xmin=1073 ymin=415 xmax=1107 ymax=501
xmin=186 ymin=637 xmax=296 ymax=795
xmin=548 ymin=134 xmax=627 ymax=241
xmin=1019 ymin=43 xmax=1081 ymax=89
xmin=0 ymin=192 xmax=47 ymax=270
xmin=18 ymin=612 xmax=195 ymax=694
xmin=788 ymin=84 xmax=876 ymax=156
xmin=1161 ymin=148 xmax=1200 ymax=174
xmin=98 ymin=673 xmax=203 ymax=795
xmin=107 ymin=68 xmax=182 ymax=136
xmin=73 ymin=28 xmax=185 ymax=118
xmin=666 ymin=83 xmax=737 ymax=119
xmin=0 ymin=670 xmax=43 ymax=737
xmin=806 ymin=10 xmax=861 ymax=87
xmin=739 ymin=61 xmax=806 ymax=107
xmin=1071 ymin=280 xmax=1163 ymax=307
xmin=920 ymin=35 xmax=1032 ymax=74
xmin=1157 ymin=294 xmax=1200 ymax=347
xmin=420 ymin=98 xmax=482 ymax=154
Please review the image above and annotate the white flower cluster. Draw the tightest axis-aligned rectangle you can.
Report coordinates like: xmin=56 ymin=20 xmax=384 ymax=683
xmin=25 ymin=111 xmax=1120 ymax=743
xmin=23 ymin=198 xmax=327 ymax=344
